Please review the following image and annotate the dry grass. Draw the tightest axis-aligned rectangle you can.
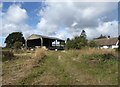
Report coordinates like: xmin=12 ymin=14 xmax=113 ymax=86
xmin=2 ymin=48 xmax=118 ymax=85
xmin=2 ymin=50 xmax=14 ymax=58
xmin=34 ymin=48 xmax=47 ymax=58
xmin=79 ymin=48 xmax=117 ymax=56
xmin=2 ymin=48 xmax=47 ymax=85
xmin=32 ymin=48 xmax=47 ymax=67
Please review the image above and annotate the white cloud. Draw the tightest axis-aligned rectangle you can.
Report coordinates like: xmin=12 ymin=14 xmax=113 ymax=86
xmin=37 ymin=18 xmax=58 ymax=35
xmin=1 ymin=2 xmax=118 ymax=47
xmin=37 ymin=1 xmax=118 ymax=39
xmin=1 ymin=4 xmax=30 ymax=37
xmin=71 ymin=21 xmax=78 ymax=27
xmin=0 ymin=4 xmax=32 ymax=46
xmin=97 ymin=20 xmax=118 ymax=37
xmin=4 ymin=4 xmax=28 ymax=24
xmin=84 ymin=20 xmax=118 ymax=39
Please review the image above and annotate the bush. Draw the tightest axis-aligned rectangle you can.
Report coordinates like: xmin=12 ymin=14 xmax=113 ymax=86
xmin=65 ymin=30 xmax=88 ymax=50
xmin=88 ymin=40 xmax=98 ymax=48
xmin=32 ymin=48 xmax=47 ymax=67
xmin=34 ymin=48 xmax=47 ymax=58
xmin=66 ymin=36 xmax=88 ymax=49
xmin=80 ymin=48 xmax=117 ymax=60
xmin=14 ymin=41 xmax=23 ymax=49
xmin=2 ymin=50 xmax=14 ymax=61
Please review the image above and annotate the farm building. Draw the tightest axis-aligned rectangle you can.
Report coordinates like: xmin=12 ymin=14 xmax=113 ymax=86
xmin=26 ymin=34 xmax=65 ymax=50
xmin=94 ymin=37 xmax=119 ymax=49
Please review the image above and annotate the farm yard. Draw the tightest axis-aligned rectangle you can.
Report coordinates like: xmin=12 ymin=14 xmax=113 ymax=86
xmin=1 ymin=1 xmax=120 ymax=86
xmin=2 ymin=48 xmax=118 ymax=85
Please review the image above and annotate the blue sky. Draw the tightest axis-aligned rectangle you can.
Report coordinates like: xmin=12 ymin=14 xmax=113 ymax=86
xmin=2 ymin=2 xmax=43 ymax=28
xmin=0 ymin=1 xmax=119 ymax=47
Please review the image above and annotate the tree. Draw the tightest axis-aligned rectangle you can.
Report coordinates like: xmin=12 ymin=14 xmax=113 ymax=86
xmin=80 ymin=30 xmax=86 ymax=38
xmin=65 ymin=30 xmax=88 ymax=49
xmin=67 ymin=38 xmax=70 ymax=42
xmin=5 ymin=32 xmax=25 ymax=48
xmin=14 ymin=41 xmax=23 ymax=49
xmin=88 ymin=40 xmax=98 ymax=48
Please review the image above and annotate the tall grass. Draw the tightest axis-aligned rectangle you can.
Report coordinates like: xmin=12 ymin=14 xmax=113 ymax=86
xmin=32 ymin=48 xmax=47 ymax=67
xmin=79 ymin=48 xmax=118 ymax=60
xmin=80 ymin=48 xmax=116 ymax=55
xmin=2 ymin=50 xmax=14 ymax=61
xmin=34 ymin=48 xmax=47 ymax=58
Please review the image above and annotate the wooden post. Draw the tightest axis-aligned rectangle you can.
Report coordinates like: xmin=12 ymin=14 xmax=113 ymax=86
xmin=49 ymin=40 xmax=50 ymax=48
xmin=55 ymin=40 xmax=57 ymax=49
xmin=60 ymin=41 xmax=61 ymax=47
xmin=41 ymin=38 xmax=43 ymax=47
xmin=25 ymin=40 xmax=27 ymax=48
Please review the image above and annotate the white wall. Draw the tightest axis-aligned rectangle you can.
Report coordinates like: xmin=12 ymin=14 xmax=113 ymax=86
xmin=100 ymin=45 xmax=118 ymax=49
xmin=112 ymin=45 xmax=118 ymax=49
xmin=100 ymin=46 xmax=109 ymax=49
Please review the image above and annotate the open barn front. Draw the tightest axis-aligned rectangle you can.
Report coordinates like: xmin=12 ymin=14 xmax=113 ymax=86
xmin=27 ymin=39 xmax=41 ymax=48
xmin=43 ymin=38 xmax=54 ymax=48
xmin=26 ymin=34 xmax=65 ymax=50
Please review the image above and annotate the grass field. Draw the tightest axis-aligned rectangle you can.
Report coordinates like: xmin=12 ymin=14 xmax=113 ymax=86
xmin=2 ymin=48 xmax=118 ymax=85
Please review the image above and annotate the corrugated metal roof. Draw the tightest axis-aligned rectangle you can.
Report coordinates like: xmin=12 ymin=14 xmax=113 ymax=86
xmin=94 ymin=38 xmax=118 ymax=46
xmin=27 ymin=34 xmax=65 ymax=41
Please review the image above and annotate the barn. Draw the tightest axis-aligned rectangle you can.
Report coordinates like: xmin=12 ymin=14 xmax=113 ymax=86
xmin=26 ymin=34 xmax=65 ymax=50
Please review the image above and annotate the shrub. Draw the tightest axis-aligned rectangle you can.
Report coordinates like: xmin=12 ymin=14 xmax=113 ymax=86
xmin=34 ymin=48 xmax=47 ymax=58
xmin=14 ymin=41 xmax=23 ymax=49
xmin=65 ymin=30 xmax=88 ymax=50
xmin=88 ymin=40 xmax=98 ymax=48
xmin=2 ymin=50 xmax=14 ymax=61
xmin=66 ymin=36 xmax=88 ymax=49
xmin=80 ymin=48 xmax=117 ymax=60
xmin=32 ymin=48 xmax=47 ymax=67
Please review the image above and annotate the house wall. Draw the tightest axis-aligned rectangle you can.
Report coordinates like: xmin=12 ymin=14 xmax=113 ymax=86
xmin=100 ymin=46 xmax=109 ymax=49
xmin=100 ymin=45 xmax=118 ymax=49
xmin=112 ymin=45 xmax=118 ymax=49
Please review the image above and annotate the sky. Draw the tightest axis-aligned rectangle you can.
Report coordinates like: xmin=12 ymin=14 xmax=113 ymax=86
xmin=0 ymin=1 xmax=119 ymax=47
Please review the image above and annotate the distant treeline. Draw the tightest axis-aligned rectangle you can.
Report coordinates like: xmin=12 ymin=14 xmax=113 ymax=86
xmin=3 ymin=31 xmax=120 ymax=50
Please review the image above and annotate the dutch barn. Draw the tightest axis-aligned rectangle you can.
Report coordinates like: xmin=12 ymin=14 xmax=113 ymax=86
xmin=26 ymin=34 xmax=65 ymax=50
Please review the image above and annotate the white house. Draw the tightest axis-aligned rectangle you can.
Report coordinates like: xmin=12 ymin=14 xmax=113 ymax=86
xmin=94 ymin=37 xmax=119 ymax=49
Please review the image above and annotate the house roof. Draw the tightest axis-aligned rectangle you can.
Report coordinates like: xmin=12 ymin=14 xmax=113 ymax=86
xmin=26 ymin=34 xmax=65 ymax=41
xmin=94 ymin=37 xmax=118 ymax=46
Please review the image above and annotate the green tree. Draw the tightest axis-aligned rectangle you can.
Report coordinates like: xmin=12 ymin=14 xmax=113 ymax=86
xmin=80 ymin=30 xmax=86 ymax=38
xmin=66 ymin=30 xmax=88 ymax=49
xmin=5 ymin=32 xmax=25 ymax=48
xmin=88 ymin=40 xmax=98 ymax=48
xmin=67 ymin=38 xmax=70 ymax=42
xmin=14 ymin=41 xmax=23 ymax=49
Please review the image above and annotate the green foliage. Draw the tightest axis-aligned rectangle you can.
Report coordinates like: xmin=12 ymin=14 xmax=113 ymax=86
xmin=14 ymin=41 xmax=23 ymax=49
xmin=81 ymin=53 xmax=116 ymax=60
xmin=66 ymin=30 xmax=88 ymax=49
xmin=88 ymin=40 xmax=98 ymax=47
xmin=5 ymin=32 xmax=25 ymax=48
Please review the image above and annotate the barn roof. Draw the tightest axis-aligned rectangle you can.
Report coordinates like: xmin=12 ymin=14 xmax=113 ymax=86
xmin=94 ymin=37 xmax=118 ymax=46
xmin=26 ymin=34 xmax=65 ymax=41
